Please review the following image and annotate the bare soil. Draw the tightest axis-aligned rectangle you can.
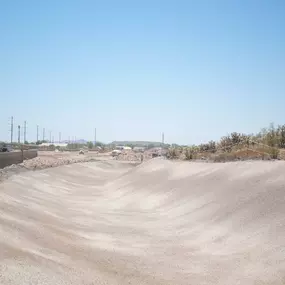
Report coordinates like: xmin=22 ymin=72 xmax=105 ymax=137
xmin=1 ymin=158 xmax=285 ymax=284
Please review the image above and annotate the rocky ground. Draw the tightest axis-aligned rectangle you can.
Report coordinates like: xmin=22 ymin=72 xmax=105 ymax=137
xmin=0 ymin=151 xmax=103 ymax=182
xmin=115 ymin=148 xmax=165 ymax=162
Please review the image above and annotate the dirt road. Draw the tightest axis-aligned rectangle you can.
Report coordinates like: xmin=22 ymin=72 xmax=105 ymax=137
xmin=1 ymin=159 xmax=285 ymax=284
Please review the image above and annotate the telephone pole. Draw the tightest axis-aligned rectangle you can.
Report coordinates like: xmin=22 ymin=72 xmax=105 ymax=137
xmin=37 ymin=125 xmax=39 ymax=142
xmin=43 ymin=128 xmax=45 ymax=141
xmin=162 ymin=132 xmax=164 ymax=145
xmin=94 ymin=128 xmax=97 ymax=145
xmin=49 ymin=131 xmax=52 ymax=143
xmin=24 ymin=121 xmax=27 ymax=143
xmin=59 ymin=132 xmax=61 ymax=143
xmin=10 ymin=116 xmax=14 ymax=144
xmin=18 ymin=125 xmax=21 ymax=144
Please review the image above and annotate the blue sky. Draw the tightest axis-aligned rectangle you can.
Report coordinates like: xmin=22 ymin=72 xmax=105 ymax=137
xmin=1 ymin=0 xmax=284 ymax=144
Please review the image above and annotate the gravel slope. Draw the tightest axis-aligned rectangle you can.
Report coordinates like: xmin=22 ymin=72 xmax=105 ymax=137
xmin=1 ymin=159 xmax=285 ymax=284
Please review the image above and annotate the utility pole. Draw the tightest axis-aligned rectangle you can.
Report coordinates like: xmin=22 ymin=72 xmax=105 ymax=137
xmin=24 ymin=121 xmax=27 ymax=143
xmin=59 ymin=132 xmax=61 ymax=143
xmin=52 ymin=136 xmax=54 ymax=143
xmin=10 ymin=116 xmax=13 ymax=144
xmin=43 ymin=128 xmax=45 ymax=141
xmin=94 ymin=128 xmax=97 ymax=145
xmin=49 ymin=131 xmax=52 ymax=143
xmin=37 ymin=125 xmax=39 ymax=143
xmin=162 ymin=132 xmax=164 ymax=145
xmin=18 ymin=125 xmax=21 ymax=144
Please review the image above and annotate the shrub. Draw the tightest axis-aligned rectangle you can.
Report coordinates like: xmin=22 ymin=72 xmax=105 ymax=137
xmin=167 ymin=148 xmax=179 ymax=159
xmin=185 ymin=146 xmax=198 ymax=160
xmin=219 ymin=135 xmax=233 ymax=152
xmin=230 ymin=132 xmax=243 ymax=145
xmin=164 ymin=122 xmax=285 ymax=162
xmin=48 ymin=144 xmax=55 ymax=151
xmin=87 ymin=141 xmax=94 ymax=149
xmin=277 ymin=124 xmax=285 ymax=148
xmin=199 ymin=140 xmax=216 ymax=153
xmin=269 ymin=147 xmax=280 ymax=159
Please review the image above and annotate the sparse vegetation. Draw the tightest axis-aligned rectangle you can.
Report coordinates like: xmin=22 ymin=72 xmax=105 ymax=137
xmin=36 ymin=140 xmax=48 ymax=145
xmin=167 ymin=123 xmax=285 ymax=162
xmin=167 ymin=148 xmax=179 ymax=159
xmin=48 ymin=144 xmax=55 ymax=151
xmin=87 ymin=141 xmax=94 ymax=149
xmin=185 ymin=145 xmax=198 ymax=160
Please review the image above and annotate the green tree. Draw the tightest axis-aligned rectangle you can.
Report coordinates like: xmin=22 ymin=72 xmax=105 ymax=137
xmin=49 ymin=144 xmax=55 ymax=151
xmin=87 ymin=141 xmax=94 ymax=149
xmin=95 ymin=141 xmax=105 ymax=148
xmin=36 ymin=140 xmax=47 ymax=145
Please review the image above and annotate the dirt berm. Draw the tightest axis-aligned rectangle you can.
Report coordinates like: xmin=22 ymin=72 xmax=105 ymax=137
xmin=1 ymin=159 xmax=285 ymax=284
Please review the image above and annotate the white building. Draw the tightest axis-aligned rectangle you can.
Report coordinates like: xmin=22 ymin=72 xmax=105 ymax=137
xmin=40 ymin=143 xmax=68 ymax=148
xmin=115 ymin=145 xmax=132 ymax=151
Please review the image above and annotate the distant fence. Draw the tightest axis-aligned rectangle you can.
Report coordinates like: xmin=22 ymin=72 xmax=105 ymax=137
xmin=0 ymin=150 xmax=38 ymax=169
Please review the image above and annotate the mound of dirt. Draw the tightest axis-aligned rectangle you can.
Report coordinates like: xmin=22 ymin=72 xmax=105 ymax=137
xmin=0 ymin=155 xmax=99 ymax=182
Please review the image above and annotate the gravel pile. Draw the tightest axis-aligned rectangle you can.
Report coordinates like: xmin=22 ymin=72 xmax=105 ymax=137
xmin=0 ymin=155 xmax=98 ymax=182
xmin=115 ymin=150 xmax=160 ymax=162
xmin=22 ymin=156 xmax=99 ymax=170
xmin=116 ymin=151 xmax=148 ymax=162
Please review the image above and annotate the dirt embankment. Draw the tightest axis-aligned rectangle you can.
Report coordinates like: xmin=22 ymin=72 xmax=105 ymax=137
xmin=1 ymin=159 xmax=285 ymax=284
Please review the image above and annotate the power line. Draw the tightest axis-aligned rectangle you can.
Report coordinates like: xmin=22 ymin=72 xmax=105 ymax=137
xmin=10 ymin=116 xmax=13 ymax=144
xmin=24 ymin=121 xmax=27 ymax=143
xmin=18 ymin=125 xmax=21 ymax=144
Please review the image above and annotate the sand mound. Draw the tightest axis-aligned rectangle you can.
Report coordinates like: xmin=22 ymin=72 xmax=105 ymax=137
xmin=1 ymin=159 xmax=285 ymax=284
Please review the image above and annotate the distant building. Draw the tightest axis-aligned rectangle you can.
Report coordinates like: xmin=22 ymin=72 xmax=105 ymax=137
xmin=115 ymin=145 xmax=132 ymax=151
xmin=123 ymin=146 xmax=132 ymax=150
xmin=40 ymin=143 xmax=68 ymax=148
xmin=39 ymin=143 xmax=68 ymax=150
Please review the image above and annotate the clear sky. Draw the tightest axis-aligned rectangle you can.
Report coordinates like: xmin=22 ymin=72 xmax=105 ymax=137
xmin=1 ymin=0 xmax=284 ymax=144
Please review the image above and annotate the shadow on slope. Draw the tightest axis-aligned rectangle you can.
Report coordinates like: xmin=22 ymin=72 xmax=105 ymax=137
xmin=104 ymin=159 xmax=285 ymax=284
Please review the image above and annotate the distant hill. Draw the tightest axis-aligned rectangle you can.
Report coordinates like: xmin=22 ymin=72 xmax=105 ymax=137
xmin=111 ymin=141 xmax=163 ymax=147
